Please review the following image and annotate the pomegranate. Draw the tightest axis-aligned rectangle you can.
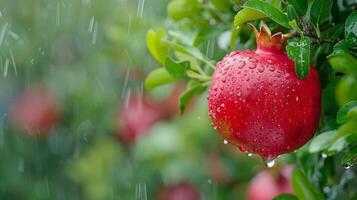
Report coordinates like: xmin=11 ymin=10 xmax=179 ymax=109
xmin=208 ymin=23 xmax=321 ymax=160
xmin=247 ymin=165 xmax=294 ymax=200
xmin=157 ymin=182 xmax=200 ymax=200
xmin=116 ymin=95 xmax=163 ymax=144
xmin=10 ymin=86 xmax=60 ymax=135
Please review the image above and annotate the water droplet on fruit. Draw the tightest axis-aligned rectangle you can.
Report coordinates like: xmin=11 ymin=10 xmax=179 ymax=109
xmin=247 ymin=153 xmax=253 ymax=157
xmin=265 ymin=158 xmax=276 ymax=168
xmin=269 ymin=65 xmax=275 ymax=72
xmin=223 ymin=140 xmax=228 ymax=144
xmin=295 ymin=96 xmax=299 ymax=101
xmin=258 ymin=66 xmax=265 ymax=72
xmin=249 ymin=63 xmax=257 ymax=69
xmin=238 ymin=61 xmax=245 ymax=69
xmin=213 ymin=126 xmax=217 ymax=130
xmin=249 ymin=58 xmax=258 ymax=63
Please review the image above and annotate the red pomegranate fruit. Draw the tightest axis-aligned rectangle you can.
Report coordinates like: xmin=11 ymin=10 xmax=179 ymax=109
xmin=248 ymin=165 xmax=294 ymax=200
xmin=116 ymin=95 xmax=163 ymax=144
xmin=208 ymin=23 xmax=321 ymax=160
xmin=10 ymin=86 xmax=60 ymax=135
xmin=157 ymin=182 xmax=200 ymax=200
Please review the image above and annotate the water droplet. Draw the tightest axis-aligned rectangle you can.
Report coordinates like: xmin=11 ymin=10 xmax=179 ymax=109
xmin=247 ymin=153 xmax=253 ymax=157
xmin=258 ymin=66 xmax=265 ymax=73
xmin=295 ymin=96 xmax=299 ymax=101
xmin=249 ymin=58 xmax=258 ymax=62
xmin=343 ymin=164 xmax=351 ymax=169
xmin=321 ymin=153 xmax=328 ymax=158
xmin=220 ymin=103 xmax=225 ymax=108
xmin=265 ymin=159 xmax=276 ymax=168
xmin=223 ymin=140 xmax=228 ymax=144
xmin=269 ymin=65 xmax=275 ymax=72
xmin=213 ymin=126 xmax=217 ymax=130
xmin=238 ymin=61 xmax=245 ymax=69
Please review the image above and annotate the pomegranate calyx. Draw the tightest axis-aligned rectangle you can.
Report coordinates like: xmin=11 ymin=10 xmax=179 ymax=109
xmin=247 ymin=22 xmax=293 ymax=53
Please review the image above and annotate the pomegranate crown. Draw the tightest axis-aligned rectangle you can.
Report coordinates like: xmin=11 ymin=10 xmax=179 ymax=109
xmin=247 ymin=22 xmax=293 ymax=53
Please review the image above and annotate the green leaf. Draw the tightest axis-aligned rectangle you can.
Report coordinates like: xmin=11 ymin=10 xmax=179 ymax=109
xmin=292 ymin=170 xmax=324 ymax=200
xmin=309 ymin=130 xmax=337 ymax=153
xmin=147 ymin=29 xmax=168 ymax=64
xmin=179 ymin=82 xmax=208 ymax=113
xmin=287 ymin=0 xmax=308 ymax=16
xmin=145 ymin=68 xmax=176 ymax=90
xmin=231 ymin=8 xmax=266 ymax=50
xmin=341 ymin=145 xmax=357 ymax=169
xmin=287 ymin=5 xmax=298 ymax=21
xmin=233 ymin=8 xmax=266 ymax=30
xmin=328 ymin=41 xmax=357 ymax=75
xmin=286 ymin=36 xmax=311 ymax=79
xmin=273 ymin=194 xmax=299 ymax=200
xmin=310 ymin=0 xmax=333 ymax=32
xmin=164 ymin=57 xmax=190 ymax=78
xmin=345 ymin=11 xmax=357 ymax=51
xmin=242 ymin=0 xmax=290 ymax=28
xmin=336 ymin=101 xmax=357 ymax=124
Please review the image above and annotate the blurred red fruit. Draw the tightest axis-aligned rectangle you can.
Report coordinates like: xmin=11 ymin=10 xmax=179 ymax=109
xmin=157 ymin=182 xmax=201 ymax=200
xmin=10 ymin=86 xmax=60 ymax=135
xmin=116 ymin=95 xmax=163 ymax=144
xmin=247 ymin=165 xmax=294 ymax=200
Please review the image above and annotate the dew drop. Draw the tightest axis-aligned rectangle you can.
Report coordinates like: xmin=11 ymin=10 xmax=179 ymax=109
xmin=238 ymin=61 xmax=246 ymax=69
xmin=223 ymin=140 xmax=228 ymax=144
xmin=258 ymin=66 xmax=265 ymax=73
xmin=265 ymin=159 xmax=276 ymax=168
xmin=343 ymin=164 xmax=351 ymax=170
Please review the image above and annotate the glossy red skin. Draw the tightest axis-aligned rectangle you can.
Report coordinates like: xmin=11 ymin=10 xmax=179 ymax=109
xmin=208 ymin=48 xmax=321 ymax=159
xmin=116 ymin=95 xmax=163 ymax=144
xmin=248 ymin=165 xmax=294 ymax=200
xmin=157 ymin=182 xmax=200 ymax=200
xmin=10 ymin=87 xmax=60 ymax=134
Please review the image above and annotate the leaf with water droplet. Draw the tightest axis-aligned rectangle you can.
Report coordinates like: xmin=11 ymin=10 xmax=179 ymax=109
xmin=345 ymin=11 xmax=357 ymax=51
xmin=286 ymin=36 xmax=311 ymax=79
xmin=341 ymin=145 xmax=357 ymax=169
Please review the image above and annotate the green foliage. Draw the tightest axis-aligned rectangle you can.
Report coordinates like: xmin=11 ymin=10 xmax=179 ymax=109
xmin=286 ymin=36 xmax=311 ymax=78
